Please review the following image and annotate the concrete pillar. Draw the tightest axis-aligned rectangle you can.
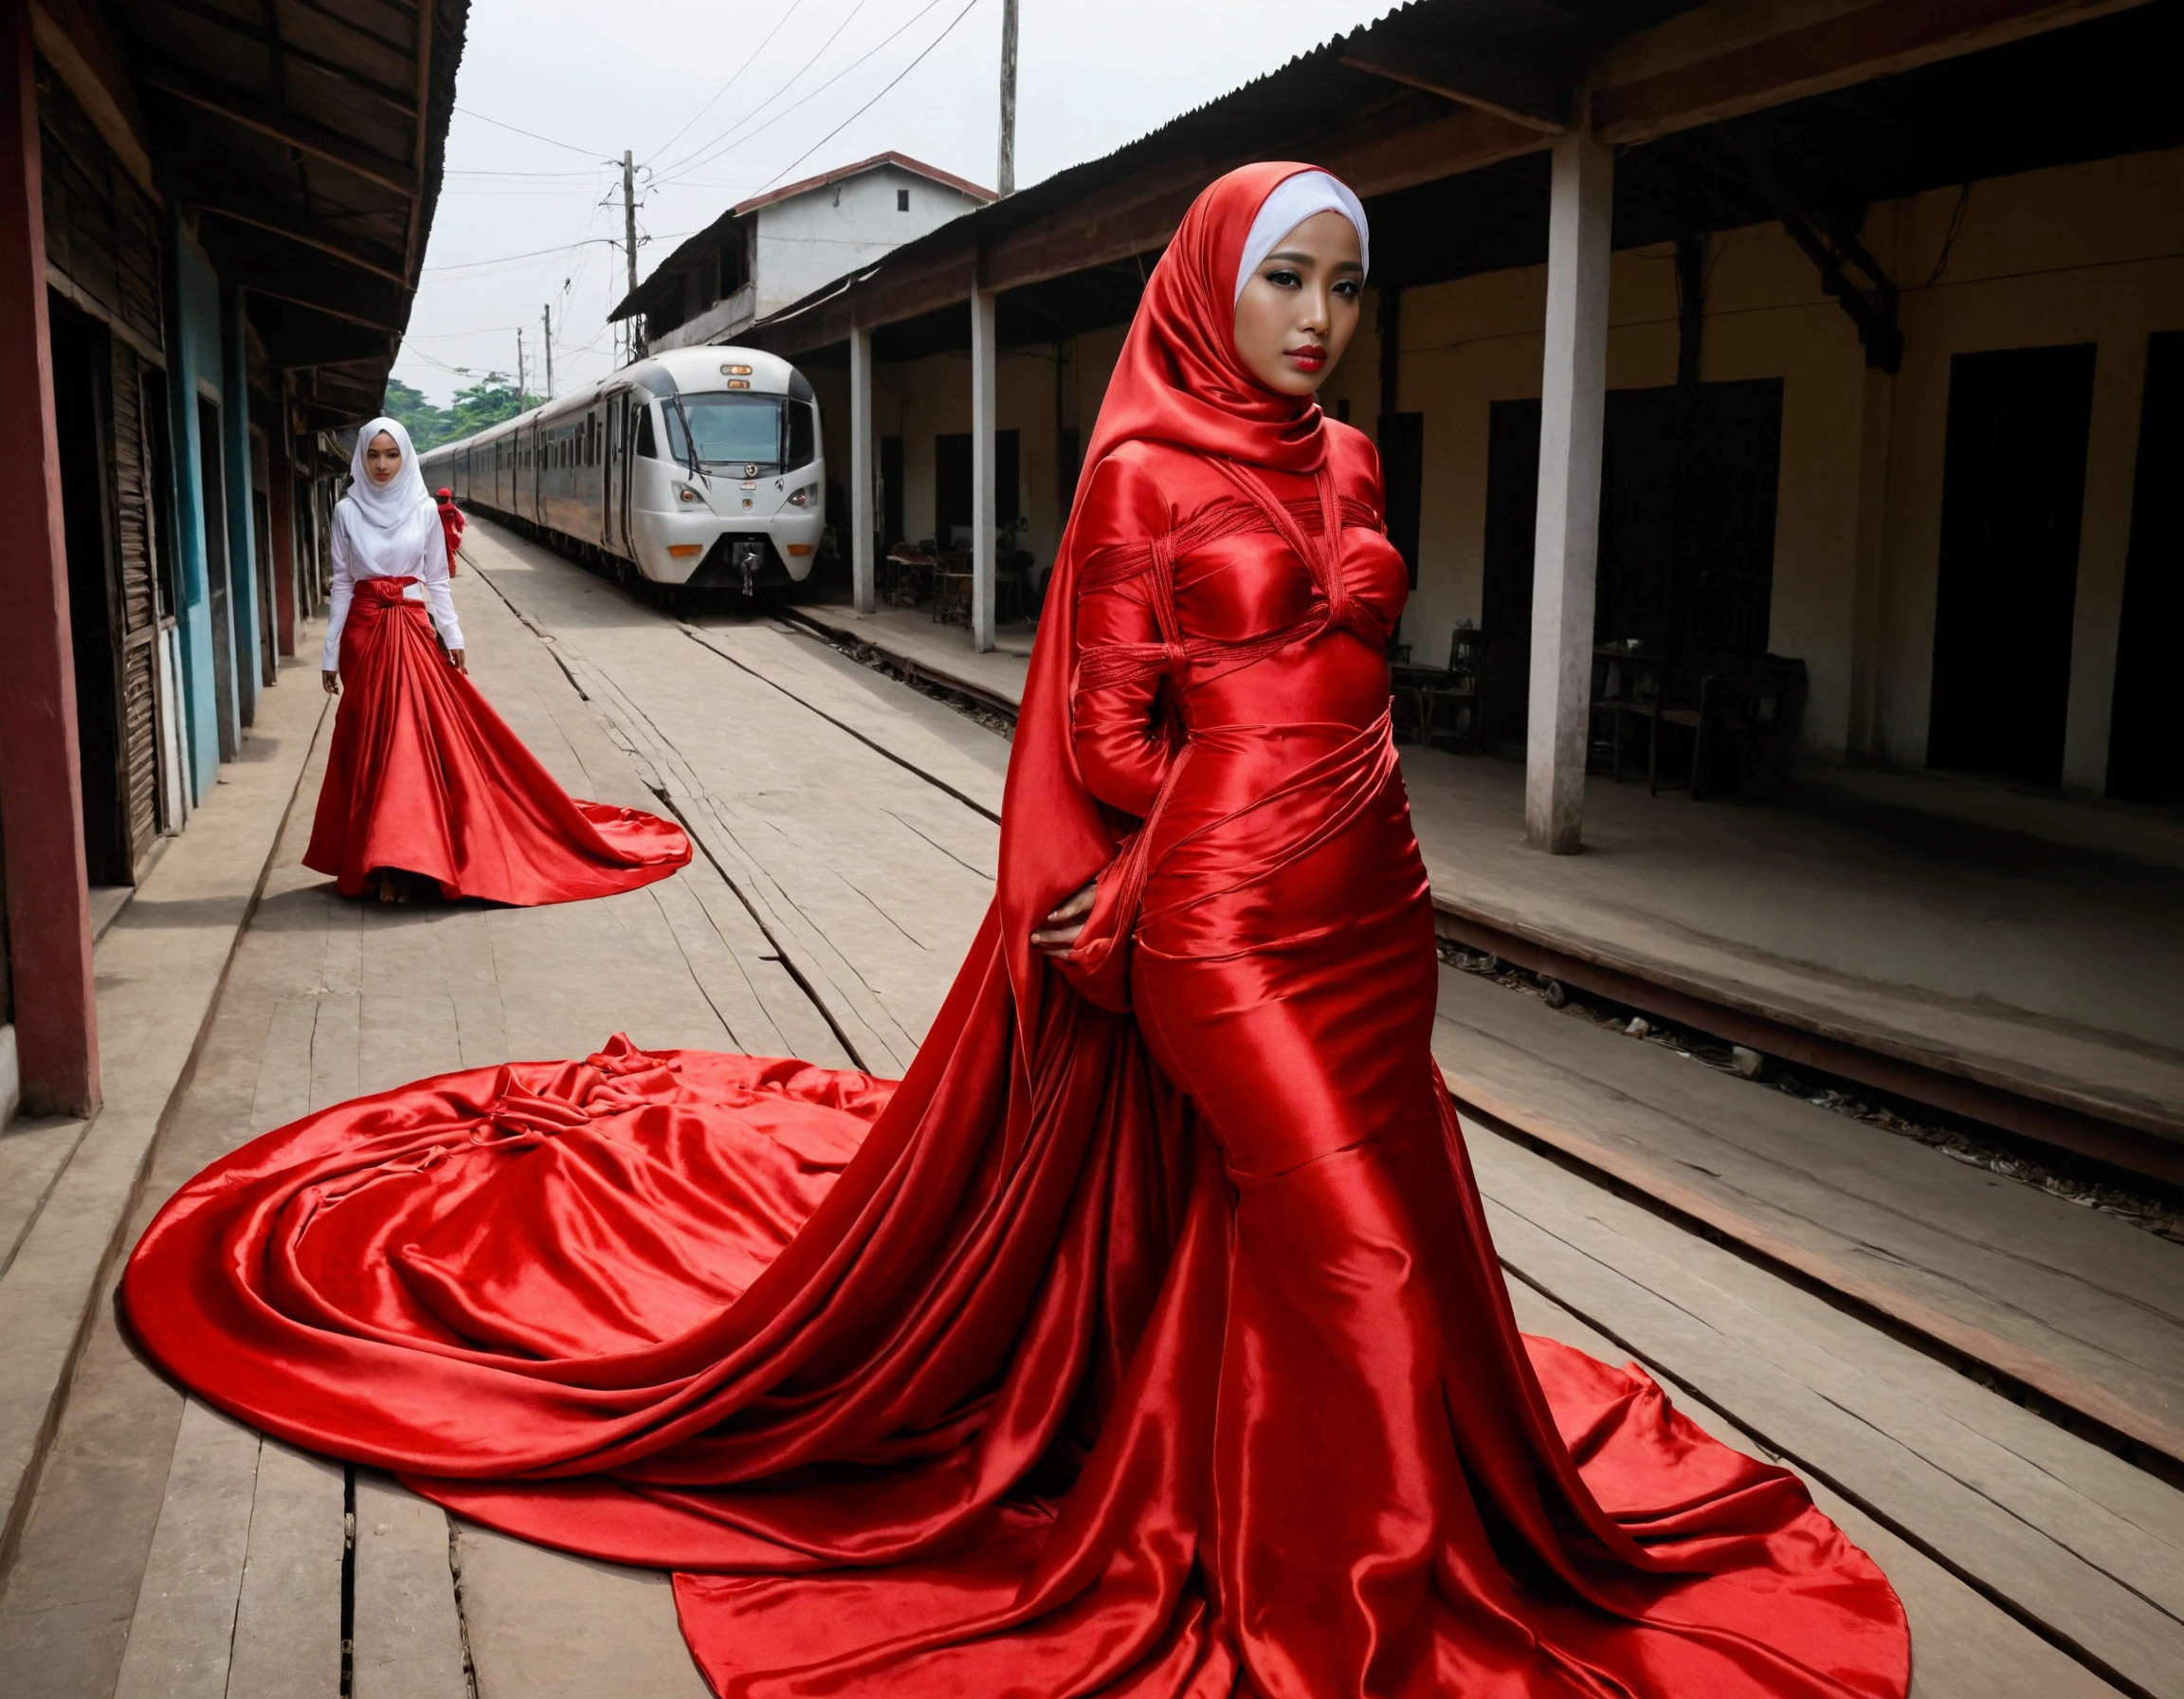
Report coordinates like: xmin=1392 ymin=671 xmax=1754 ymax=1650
xmin=0 ymin=0 xmax=100 ymax=1116
xmin=970 ymin=286 xmax=997 ymax=653
xmin=1524 ymin=126 xmax=1613 ymax=854
xmin=2061 ymin=333 xmax=2147 ymax=794
xmin=849 ymin=322 xmax=875 ymax=615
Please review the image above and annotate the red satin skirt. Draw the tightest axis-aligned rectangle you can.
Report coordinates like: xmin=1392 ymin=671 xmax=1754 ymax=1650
xmin=129 ymin=706 xmax=1909 ymax=1697
xmin=303 ymin=575 xmax=689 ymax=904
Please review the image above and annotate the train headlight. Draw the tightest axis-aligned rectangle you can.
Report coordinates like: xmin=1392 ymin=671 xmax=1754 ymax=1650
xmin=675 ymin=484 xmax=703 ymax=505
xmin=787 ymin=484 xmax=817 ymax=507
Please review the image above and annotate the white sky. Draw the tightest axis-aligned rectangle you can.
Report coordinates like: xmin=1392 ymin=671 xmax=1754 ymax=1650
xmin=393 ymin=0 xmax=1403 ymax=406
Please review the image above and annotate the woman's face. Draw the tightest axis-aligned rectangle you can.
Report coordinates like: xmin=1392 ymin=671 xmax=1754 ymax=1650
xmin=364 ymin=430 xmax=403 ymax=485
xmin=1231 ymin=210 xmax=1364 ymax=397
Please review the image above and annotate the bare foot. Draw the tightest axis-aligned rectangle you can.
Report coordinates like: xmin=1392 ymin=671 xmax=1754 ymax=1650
xmin=376 ymin=874 xmax=397 ymax=904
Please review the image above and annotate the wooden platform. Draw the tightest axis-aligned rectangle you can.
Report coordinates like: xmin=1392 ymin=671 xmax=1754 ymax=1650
xmin=6 ymin=521 xmax=2175 ymax=1697
xmin=785 ymin=596 xmax=2184 ymax=1179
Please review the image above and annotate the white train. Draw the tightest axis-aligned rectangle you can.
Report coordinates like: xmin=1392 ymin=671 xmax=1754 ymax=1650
xmin=418 ymin=345 xmax=825 ymax=594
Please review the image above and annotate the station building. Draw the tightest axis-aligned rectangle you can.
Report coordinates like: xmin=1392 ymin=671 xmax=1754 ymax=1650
xmin=613 ymin=152 xmax=995 ymax=356
xmin=1 ymin=0 xmax=465 ymax=1119
xmin=737 ymin=0 xmax=2184 ymax=1178
xmin=759 ymin=0 xmax=2180 ymax=812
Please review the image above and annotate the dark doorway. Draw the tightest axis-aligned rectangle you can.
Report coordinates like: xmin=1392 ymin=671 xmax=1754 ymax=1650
xmin=1928 ymin=344 xmax=2096 ymax=784
xmin=198 ymin=397 xmax=236 ymax=757
xmin=49 ymin=300 xmax=126 ymax=886
xmin=1479 ymin=381 xmax=1784 ymax=751
xmin=1597 ymin=379 xmax=1783 ymax=672
xmin=935 ymin=431 xmax=970 ymax=544
xmin=1380 ymin=411 xmax=1424 ymax=590
xmin=1481 ymin=398 xmax=1542 ymax=750
xmin=881 ymin=434 xmax=904 ymax=547
xmin=996 ymin=429 xmax=1022 ymax=534
xmin=2107 ymin=332 xmax=2183 ymax=805
xmin=934 ymin=429 xmax=1022 ymax=547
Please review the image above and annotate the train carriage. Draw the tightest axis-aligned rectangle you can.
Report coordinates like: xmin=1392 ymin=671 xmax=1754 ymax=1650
xmin=419 ymin=345 xmax=824 ymax=594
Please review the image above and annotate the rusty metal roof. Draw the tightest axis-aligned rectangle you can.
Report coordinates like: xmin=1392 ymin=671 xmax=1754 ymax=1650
xmin=114 ymin=0 xmax=467 ymax=427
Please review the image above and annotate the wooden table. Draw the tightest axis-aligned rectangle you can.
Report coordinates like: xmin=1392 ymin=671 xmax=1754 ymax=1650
xmin=882 ymin=549 xmax=934 ymax=609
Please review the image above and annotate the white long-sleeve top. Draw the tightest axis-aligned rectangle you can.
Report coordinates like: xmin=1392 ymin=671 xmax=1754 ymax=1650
xmin=319 ymin=501 xmax=464 ymax=670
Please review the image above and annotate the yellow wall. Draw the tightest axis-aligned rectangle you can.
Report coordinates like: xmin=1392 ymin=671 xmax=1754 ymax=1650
xmin=841 ymin=145 xmax=2182 ymax=790
xmin=1371 ymin=144 xmax=2184 ymax=777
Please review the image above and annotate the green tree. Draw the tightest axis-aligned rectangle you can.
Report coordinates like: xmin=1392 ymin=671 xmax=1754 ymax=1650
xmin=381 ymin=375 xmax=451 ymax=449
xmin=445 ymin=372 xmax=536 ymax=445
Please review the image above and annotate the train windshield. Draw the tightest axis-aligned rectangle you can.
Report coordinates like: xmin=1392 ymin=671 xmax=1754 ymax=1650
xmin=664 ymin=393 xmax=782 ymax=468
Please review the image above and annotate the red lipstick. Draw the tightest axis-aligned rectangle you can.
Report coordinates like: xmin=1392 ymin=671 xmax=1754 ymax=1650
xmin=1287 ymin=343 xmax=1327 ymax=372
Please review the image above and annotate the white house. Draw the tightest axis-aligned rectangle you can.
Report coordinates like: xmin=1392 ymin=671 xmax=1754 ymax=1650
xmin=613 ymin=153 xmax=994 ymax=354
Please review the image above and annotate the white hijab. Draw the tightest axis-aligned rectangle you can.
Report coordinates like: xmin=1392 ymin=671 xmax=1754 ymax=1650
xmin=339 ymin=415 xmax=438 ymax=568
xmin=1233 ymin=170 xmax=1371 ymax=303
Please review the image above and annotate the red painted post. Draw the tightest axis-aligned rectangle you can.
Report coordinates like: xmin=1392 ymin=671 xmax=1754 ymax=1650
xmin=0 ymin=0 xmax=100 ymax=1117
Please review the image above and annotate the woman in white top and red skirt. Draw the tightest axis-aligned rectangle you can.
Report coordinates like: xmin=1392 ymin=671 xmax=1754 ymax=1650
xmin=303 ymin=417 xmax=689 ymax=905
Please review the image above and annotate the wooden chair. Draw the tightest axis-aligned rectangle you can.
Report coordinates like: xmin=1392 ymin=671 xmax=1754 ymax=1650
xmin=1392 ymin=626 xmax=1483 ymax=750
xmin=996 ymin=547 xmax=1036 ymax=625
xmin=1589 ymin=645 xmax=1666 ymax=781
xmin=1649 ymin=653 xmax=1807 ymax=799
xmin=883 ymin=539 xmax=936 ymax=608
xmin=929 ymin=549 xmax=973 ymax=625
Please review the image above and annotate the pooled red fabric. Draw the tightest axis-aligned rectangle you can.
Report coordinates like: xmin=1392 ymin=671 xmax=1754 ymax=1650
xmin=302 ymin=575 xmax=689 ymax=904
xmin=128 ymin=163 xmax=1908 ymax=1698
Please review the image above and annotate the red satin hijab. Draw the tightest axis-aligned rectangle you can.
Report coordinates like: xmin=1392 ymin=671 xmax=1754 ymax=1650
xmin=999 ymin=161 xmax=1344 ymax=1064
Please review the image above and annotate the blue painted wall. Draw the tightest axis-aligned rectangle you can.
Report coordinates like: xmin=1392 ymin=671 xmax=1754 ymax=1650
xmin=162 ymin=224 xmax=224 ymax=802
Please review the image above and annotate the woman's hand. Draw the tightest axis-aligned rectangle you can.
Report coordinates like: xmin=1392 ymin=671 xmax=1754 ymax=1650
xmin=1031 ymin=880 xmax=1098 ymax=958
xmin=447 ymin=649 xmax=468 ymax=675
xmin=321 ymin=669 xmax=340 ymax=695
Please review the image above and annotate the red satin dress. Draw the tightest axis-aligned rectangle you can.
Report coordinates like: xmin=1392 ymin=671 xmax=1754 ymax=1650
xmin=128 ymin=429 xmax=1906 ymax=1697
xmin=302 ymin=575 xmax=690 ymax=904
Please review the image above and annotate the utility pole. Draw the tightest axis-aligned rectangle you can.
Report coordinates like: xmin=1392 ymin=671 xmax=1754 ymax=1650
xmin=623 ymin=149 xmax=643 ymax=360
xmin=997 ymin=0 xmax=1017 ymax=197
xmin=516 ymin=327 xmax=525 ymax=410
xmin=541 ymin=303 xmax=554 ymax=399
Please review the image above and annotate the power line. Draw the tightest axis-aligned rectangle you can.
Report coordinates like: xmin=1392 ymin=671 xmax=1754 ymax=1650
xmin=648 ymin=0 xmax=815 ymax=164
xmin=652 ymin=0 xmax=878 ymax=182
xmin=652 ymin=0 xmax=953 ymax=190
xmin=423 ymin=236 xmax=627 ymax=274
xmin=423 ymin=228 xmax=706 ymax=278
xmin=454 ymin=105 xmax=619 ymax=160
xmin=446 ymin=166 xmax=618 ymax=179
xmin=751 ymin=0 xmax=984 ymax=196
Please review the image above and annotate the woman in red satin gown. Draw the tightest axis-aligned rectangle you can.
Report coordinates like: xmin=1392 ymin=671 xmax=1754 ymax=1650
xmin=304 ymin=415 xmax=689 ymax=905
xmin=126 ymin=168 xmax=1909 ymax=1698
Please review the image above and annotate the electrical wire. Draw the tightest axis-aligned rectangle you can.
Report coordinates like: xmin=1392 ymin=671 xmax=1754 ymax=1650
xmin=648 ymin=0 xmax=815 ymax=164
xmin=650 ymin=0 xmax=953 ymax=190
xmin=423 ymin=235 xmax=628 ymax=274
xmin=650 ymin=0 xmax=881 ymax=183
xmin=454 ymin=105 xmax=619 ymax=161
xmin=446 ymin=166 xmax=618 ymax=179
xmin=748 ymin=0 xmax=984 ymax=196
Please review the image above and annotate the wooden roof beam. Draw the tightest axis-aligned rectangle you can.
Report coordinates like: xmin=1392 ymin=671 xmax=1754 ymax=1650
xmin=136 ymin=64 xmax=420 ymax=198
xmin=177 ymin=179 xmax=411 ymax=284
xmin=31 ymin=0 xmax=158 ymax=194
xmin=403 ymin=0 xmax=434 ymax=279
xmin=155 ymin=0 xmax=419 ymax=115
xmin=200 ymin=222 xmax=410 ymax=329
xmin=1592 ymin=0 xmax=2157 ymax=145
xmin=754 ymin=100 xmax=1552 ymax=356
xmin=1338 ymin=44 xmax=1566 ymax=134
